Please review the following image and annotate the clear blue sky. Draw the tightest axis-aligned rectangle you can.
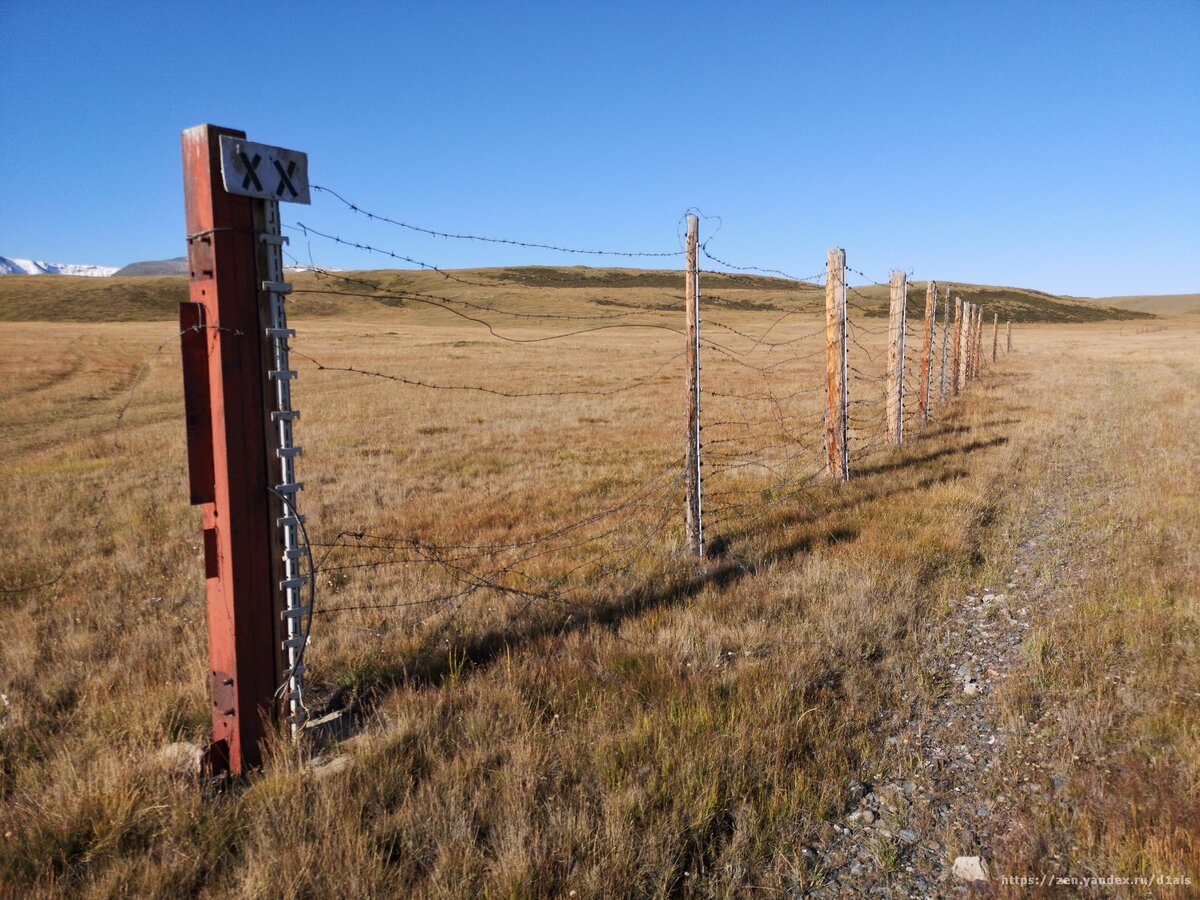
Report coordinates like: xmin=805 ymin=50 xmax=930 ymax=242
xmin=2 ymin=1 xmax=1197 ymax=296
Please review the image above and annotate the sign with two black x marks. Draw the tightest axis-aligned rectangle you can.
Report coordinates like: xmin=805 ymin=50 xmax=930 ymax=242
xmin=219 ymin=135 xmax=311 ymax=205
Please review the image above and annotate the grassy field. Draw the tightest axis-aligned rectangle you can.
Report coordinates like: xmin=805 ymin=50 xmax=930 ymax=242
xmin=0 ymin=269 xmax=1195 ymax=896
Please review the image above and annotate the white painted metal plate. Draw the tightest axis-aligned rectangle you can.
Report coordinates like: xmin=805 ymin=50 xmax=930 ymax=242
xmin=219 ymin=136 xmax=311 ymax=204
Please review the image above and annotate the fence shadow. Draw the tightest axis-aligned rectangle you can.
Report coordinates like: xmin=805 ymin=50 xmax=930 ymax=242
xmin=307 ymin=395 xmax=1016 ymax=745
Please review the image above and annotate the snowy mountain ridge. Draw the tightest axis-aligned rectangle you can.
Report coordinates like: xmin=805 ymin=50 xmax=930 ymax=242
xmin=0 ymin=256 xmax=119 ymax=277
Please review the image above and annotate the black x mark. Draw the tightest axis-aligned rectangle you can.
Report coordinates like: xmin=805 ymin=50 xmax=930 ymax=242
xmin=274 ymin=159 xmax=299 ymax=198
xmin=238 ymin=151 xmax=263 ymax=191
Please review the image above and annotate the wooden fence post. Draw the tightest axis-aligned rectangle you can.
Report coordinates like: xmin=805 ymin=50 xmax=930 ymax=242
xmin=958 ymin=300 xmax=972 ymax=390
xmin=939 ymin=285 xmax=951 ymax=402
xmin=1006 ymin=319 xmax=1012 ymax=353
xmin=951 ymin=297 xmax=963 ymax=395
xmin=968 ymin=306 xmax=979 ymax=380
xmin=825 ymin=248 xmax=849 ymax=481
xmin=965 ymin=305 xmax=974 ymax=381
xmin=887 ymin=270 xmax=907 ymax=444
xmin=918 ymin=280 xmax=936 ymax=424
xmin=973 ymin=307 xmax=984 ymax=377
xmin=684 ymin=214 xmax=703 ymax=557
xmin=991 ymin=312 xmax=999 ymax=363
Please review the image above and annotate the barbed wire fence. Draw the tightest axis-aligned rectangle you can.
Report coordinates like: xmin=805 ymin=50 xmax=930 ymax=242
xmin=223 ymin=187 xmax=1007 ymax=727
xmin=0 ymin=173 xmax=1012 ymax=751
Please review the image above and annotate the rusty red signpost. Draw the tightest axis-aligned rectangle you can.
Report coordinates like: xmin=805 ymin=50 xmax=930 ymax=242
xmin=180 ymin=124 xmax=310 ymax=776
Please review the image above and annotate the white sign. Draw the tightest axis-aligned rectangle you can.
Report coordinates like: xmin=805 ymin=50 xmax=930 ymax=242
xmin=219 ymin=136 xmax=311 ymax=204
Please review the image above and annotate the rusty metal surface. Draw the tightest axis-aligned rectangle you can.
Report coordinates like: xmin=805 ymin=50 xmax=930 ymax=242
xmin=182 ymin=124 xmax=281 ymax=776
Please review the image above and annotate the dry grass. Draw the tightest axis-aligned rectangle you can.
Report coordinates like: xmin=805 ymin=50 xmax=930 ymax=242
xmin=0 ymin=271 xmax=1194 ymax=896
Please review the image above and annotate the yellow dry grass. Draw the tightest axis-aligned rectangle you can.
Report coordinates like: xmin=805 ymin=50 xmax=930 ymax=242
xmin=0 ymin=272 xmax=1195 ymax=897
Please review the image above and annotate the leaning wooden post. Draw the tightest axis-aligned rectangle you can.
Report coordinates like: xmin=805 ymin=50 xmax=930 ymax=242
xmin=958 ymin=301 xmax=972 ymax=389
xmin=886 ymin=270 xmax=907 ymax=444
xmin=684 ymin=214 xmax=703 ymax=558
xmin=938 ymin=285 xmax=951 ymax=402
xmin=825 ymin=248 xmax=849 ymax=481
xmin=991 ymin=312 xmax=999 ymax=363
xmin=1006 ymin=319 xmax=1012 ymax=353
xmin=918 ymin=280 xmax=936 ymax=423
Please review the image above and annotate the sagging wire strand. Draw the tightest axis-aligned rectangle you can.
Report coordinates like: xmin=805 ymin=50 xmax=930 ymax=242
xmin=272 ymin=205 xmax=983 ymax=643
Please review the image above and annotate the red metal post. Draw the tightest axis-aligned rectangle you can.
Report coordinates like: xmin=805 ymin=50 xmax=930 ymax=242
xmin=180 ymin=124 xmax=281 ymax=776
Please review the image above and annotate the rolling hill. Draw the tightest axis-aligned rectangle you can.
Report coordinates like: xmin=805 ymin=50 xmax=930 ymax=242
xmin=0 ymin=266 xmax=1157 ymax=324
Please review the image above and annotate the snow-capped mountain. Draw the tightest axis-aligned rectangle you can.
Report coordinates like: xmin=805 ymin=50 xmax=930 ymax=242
xmin=0 ymin=256 xmax=119 ymax=277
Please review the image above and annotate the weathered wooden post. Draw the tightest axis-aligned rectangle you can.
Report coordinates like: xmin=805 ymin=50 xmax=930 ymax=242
xmin=950 ymin=297 xmax=963 ymax=395
xmin=938 ymin=285 xmax=951 ymax=402
xmin=179 ymin=124 xmax=312 ymax=776
xmin=886 ymin=269 xmax=907 ymax=444
xmin=825 ymin=248 xmax=849 ymax=481
xmin=918 ymin=280 xmax=936 ymax=423
xmin=973 ymin=307 xmax=984 ymax=377
xmin=1006 ymin=319 xmax=1012 ymax=353
xmin=957 ymin=300 xmax=971 ymax=390
xmin=684 ymin=214 xmax=703 ymax=557
xmin=964 ymin=309 xmax=974 ymax=381
xmin=991 ymin=312 xmax=999 ymax=363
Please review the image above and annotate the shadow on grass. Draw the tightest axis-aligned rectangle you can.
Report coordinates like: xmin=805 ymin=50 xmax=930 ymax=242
xmin=310 ymin=395 xmax=1015 ymax=741
xmin=852 ymin=436 xmax=1009 ymax=478
xmin=335 ymin=523 xmax=861 ymax=710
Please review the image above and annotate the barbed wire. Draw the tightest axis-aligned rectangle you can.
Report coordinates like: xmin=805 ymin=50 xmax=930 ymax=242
xmin=312 ymin=184 xmax=684 ymax=258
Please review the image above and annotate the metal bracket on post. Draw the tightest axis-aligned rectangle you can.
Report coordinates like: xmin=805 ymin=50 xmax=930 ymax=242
xmin=180 ymin=125 xmax=311 ymax=776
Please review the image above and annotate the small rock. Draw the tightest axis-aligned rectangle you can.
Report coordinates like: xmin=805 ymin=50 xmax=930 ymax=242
xmin=799 ymin=845 xmax=819 ymax=867
xmin=963 ymin=680 xmax=980 ymax=696
xmin=312 ymin=754 xmax=351 ymax=779
xmin=158 ymin=741 xmax=202 ymax=776
xmin=952 ymin=855 xmax=989 ymax=882
xmin=848 ymin=808 xmax=876 ymax=825
xmin=897 ymin=828 xmax=918 ymax=843
xmin=847 ymin=780 xmax=869 ymax=803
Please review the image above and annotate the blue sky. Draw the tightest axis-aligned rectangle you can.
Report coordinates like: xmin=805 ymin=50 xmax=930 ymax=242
xmin=1 ymin=1 xmax=1197 ymax=296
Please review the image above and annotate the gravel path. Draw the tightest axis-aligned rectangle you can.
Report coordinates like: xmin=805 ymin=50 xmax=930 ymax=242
xmin=803 ymin=506 xmax=1072 ymax=897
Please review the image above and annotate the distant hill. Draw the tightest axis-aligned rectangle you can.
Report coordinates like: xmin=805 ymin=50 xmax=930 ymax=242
xmin=0 ymin=265 xmax=1159 ymax=324
xmin=842 ymin=280 xmax=1152 ymax=324
xmin=113 ymin=257 xmax=189 ymax=276
xmin=1076 ymin=293 xmax=1200 ymax=316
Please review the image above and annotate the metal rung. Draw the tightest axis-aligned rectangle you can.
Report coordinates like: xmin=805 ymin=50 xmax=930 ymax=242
xmin=283 ymin=546 xmax=308 ymax=560
xmin=282 ymin=662 xmax=307 ymax=678
xmin=278 ymin=514 xmax=306 ymax=527
xmin=262 ymin=280 xmax=293 ymax=294
xmin=269 ymin=370 xmax=297 ymax=380
xmin=277 ymin=446 xmax=303 ymax=459
xmin=266 ymin=327 xmax=296 ymax=338
xmin=272 ymin=410 xmax=300 ymax=422
xmin=283 ymin=637 xmax=307 ymax=650
xmin=281 ymin=605 xmax=312 ymax=620
xmin=280 ymin=575 xmax=308 ymax=591
xmin=275 ymin=482 xmax=304 ymax=494
xmin=260 ymin=233 xmax=290 ymax=246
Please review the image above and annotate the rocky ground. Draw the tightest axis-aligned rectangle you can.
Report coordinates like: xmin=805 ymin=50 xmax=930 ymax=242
xmin=802 ymin=507 xmax=1074 ymax=897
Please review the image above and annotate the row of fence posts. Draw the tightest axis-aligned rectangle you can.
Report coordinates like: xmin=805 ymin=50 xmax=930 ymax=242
xmin=681 ymin=214 xmax=1013 ymax=557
